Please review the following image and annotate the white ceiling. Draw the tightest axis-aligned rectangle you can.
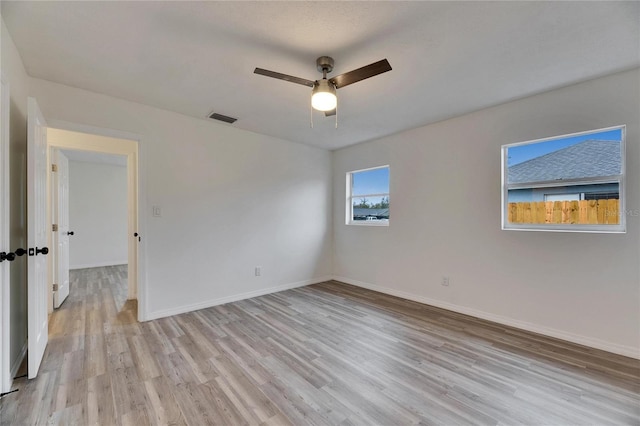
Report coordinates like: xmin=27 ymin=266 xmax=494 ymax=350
xmin=2 ymin=1 xmax=639 ymax=150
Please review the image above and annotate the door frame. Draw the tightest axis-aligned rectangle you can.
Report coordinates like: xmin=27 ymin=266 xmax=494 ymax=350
xmin=50 ymin=148 xmax=70 ymax=309
xmin=1 ymin=73 xmax=11 ymax=392
xmin=46 ymin=120 xmax=147 ymax=321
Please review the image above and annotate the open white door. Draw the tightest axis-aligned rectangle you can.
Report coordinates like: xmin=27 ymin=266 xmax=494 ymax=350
xmin=27 ymin=98 xmax=49 ymax=379
xmin=53 ymin=150 xmax=70 ymax=308
xmin=0 ymin=74 xmax=11 ymax=392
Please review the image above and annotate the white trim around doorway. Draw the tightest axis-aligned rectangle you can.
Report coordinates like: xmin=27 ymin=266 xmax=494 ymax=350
xmin=45 ymin=119 xmax=148 ymax=322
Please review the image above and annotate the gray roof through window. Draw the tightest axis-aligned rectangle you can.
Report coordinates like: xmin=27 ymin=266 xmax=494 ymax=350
xmin=508 ymin=140 xmax=621 ymax=184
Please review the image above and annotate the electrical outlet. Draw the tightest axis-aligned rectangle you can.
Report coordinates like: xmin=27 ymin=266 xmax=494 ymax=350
xmin=255 ymin=266 xmax=261 ymax=277
xmin=441 ymin=276 xmax=450 ymax=286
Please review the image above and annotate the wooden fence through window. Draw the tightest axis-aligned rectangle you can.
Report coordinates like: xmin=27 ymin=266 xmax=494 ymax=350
xmin=508 ymin=199 xmax=619 ymax=225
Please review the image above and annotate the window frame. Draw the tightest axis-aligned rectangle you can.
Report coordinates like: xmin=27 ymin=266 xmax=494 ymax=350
xmin=346 ymin=165 xmax=390 ymax=227
xmin=501 ymin=125 xmax=626 ymax=233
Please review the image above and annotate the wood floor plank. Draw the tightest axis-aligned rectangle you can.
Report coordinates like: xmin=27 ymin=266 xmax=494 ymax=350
xmin=209 ymin=355 xmax=281 ymax=423
xmin=86 ymin=373 xmax=116 ymax=425
xmin=143 ymin=376 xmax=188 ymax=426
xmin=1 ymin=266 xmax=638 ymax=425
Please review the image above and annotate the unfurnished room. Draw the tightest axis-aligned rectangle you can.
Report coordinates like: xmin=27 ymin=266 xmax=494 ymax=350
xmin=0 ymin=1 xmax=639 ymax=425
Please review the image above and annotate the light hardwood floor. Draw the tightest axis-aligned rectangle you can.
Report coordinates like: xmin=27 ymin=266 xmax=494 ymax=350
xmin=1 ymin=265 xmax=639 ymax=425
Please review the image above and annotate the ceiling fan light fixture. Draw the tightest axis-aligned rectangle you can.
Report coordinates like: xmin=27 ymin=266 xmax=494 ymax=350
xmin=311 ymin=79 xmax=337 ymax=111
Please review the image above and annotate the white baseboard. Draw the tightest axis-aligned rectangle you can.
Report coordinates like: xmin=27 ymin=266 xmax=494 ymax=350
xmin=145 ymin=276 xmax=333 ymax=321
xmin=70 ymin=261 xmax=127 ymax=270
xmin=332 ymin=275 xmax=640 ymax=360
xmin=10 ymin=341 xmax=27 ymax=379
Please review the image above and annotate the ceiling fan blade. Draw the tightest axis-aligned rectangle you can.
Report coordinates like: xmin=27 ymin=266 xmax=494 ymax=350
xmin=325 ymin=109 xmax=336 ymax=117
xmin=254 ymin=68 xmax=315 ymax=87
xmin=329 ymin=59 xmax=392 ymax=89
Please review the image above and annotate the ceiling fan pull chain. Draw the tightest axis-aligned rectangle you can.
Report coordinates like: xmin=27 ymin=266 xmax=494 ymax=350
xmin=310 ymin=102 xmax=314 ymax=128
xmin=335 ymin=105 xmax=338 ymax=129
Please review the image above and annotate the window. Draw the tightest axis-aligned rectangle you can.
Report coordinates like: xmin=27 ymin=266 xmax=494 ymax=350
xmin=346 ymin=165 xmax=389 ymax=226
xmin=502 ymin=126 xmax=625 ymax=232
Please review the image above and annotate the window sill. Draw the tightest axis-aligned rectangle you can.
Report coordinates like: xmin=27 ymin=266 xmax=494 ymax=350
xmin=347 ymin=221 xmax=389 ymax=227
xmin=502 ymin=224 xmax=625 ymax=233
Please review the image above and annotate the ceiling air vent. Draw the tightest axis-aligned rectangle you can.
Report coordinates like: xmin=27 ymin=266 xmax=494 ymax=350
xmin=208 ymin=112 xmax=237 ymax=124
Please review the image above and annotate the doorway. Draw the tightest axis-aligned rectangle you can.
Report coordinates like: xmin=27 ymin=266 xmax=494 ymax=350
xmin=46 ymin=128 xmax=139 ymax=314
xmin=52 ymin=148 xmax=129 ymax=309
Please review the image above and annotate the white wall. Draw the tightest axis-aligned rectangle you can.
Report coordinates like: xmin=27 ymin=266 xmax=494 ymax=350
xmin=68 ymin=160 xmax=128 ymax=269
xmin=1 ymin=17 xmax=30 ymax=374
xmin=333 ymin=69 xmax=640 ymax=358
xmin=29 ymin=77 xmax=334 ymax=320
xmin=10 ymin=18 xmax=637 ymax=357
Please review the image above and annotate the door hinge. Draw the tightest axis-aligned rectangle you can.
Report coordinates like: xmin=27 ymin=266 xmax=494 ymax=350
xmin=52 ymin=283 xmax=59 ymax=291
xmin=51 ymin=164 xmax=58 ymax=172
xmin=52 ymin=224 xmax=58 ymax=232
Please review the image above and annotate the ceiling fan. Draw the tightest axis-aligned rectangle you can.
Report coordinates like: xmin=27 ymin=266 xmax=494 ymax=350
xmin=254 ymin=56 xmax=392 ymax=117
